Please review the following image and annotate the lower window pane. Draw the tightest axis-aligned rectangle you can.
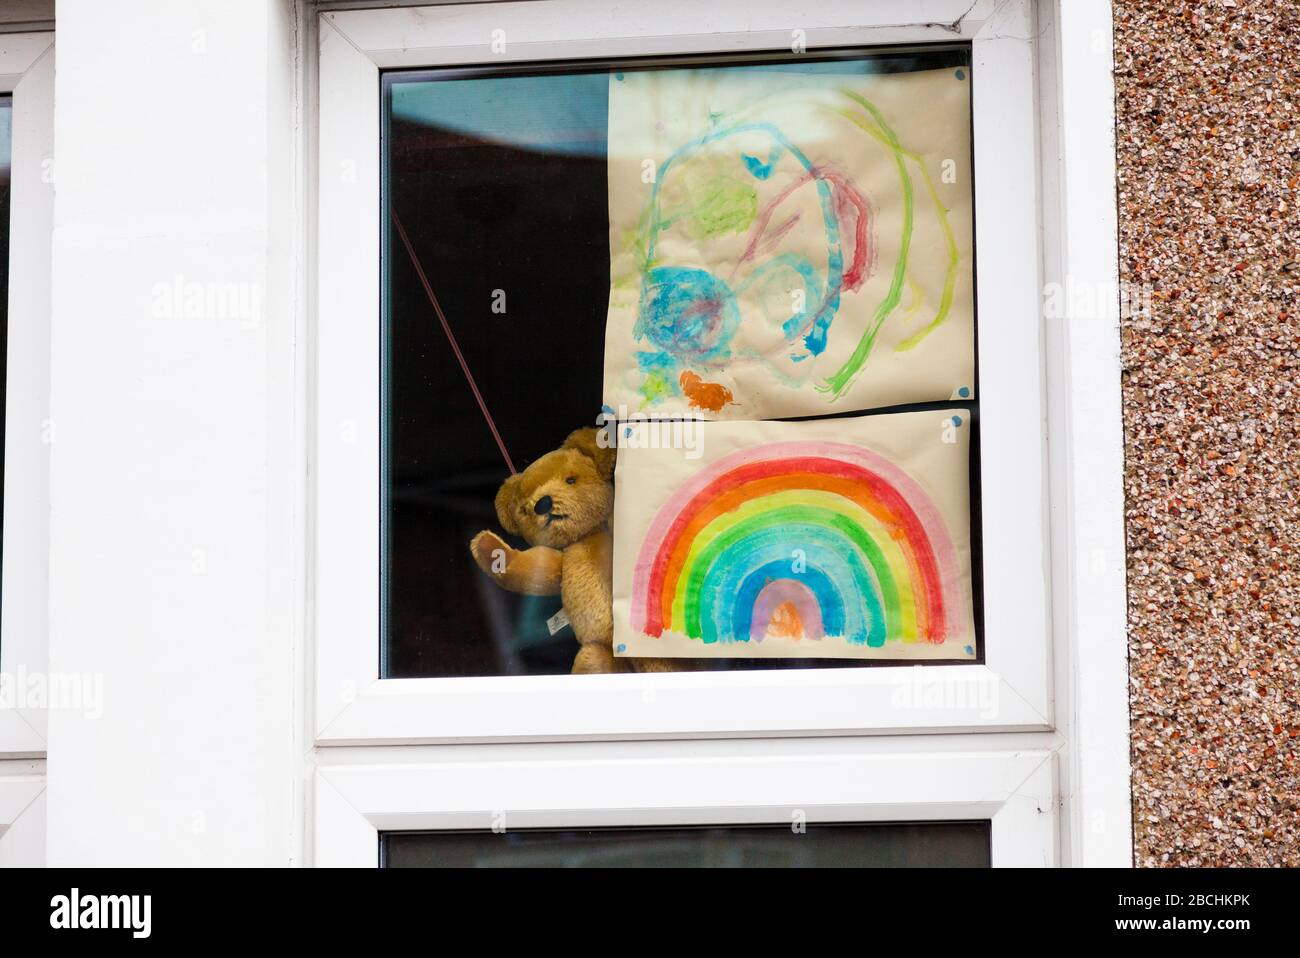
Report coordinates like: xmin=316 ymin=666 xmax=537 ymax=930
xmin=381 ymin=821 xmax=990 ymax=868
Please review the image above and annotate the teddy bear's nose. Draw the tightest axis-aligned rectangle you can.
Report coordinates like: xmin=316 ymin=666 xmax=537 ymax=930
xmin=533 ymin=495 xmax=553 ymax=515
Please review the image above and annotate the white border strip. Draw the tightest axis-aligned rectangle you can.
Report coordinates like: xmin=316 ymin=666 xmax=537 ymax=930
xmin=0 ymin=32 xmax=54 ymax=758
xmin=1047 ymin=0 xmax=1132 ymax=866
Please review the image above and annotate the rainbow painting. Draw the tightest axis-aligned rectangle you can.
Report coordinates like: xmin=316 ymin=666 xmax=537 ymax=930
xmin=613 ymin=413 xmax=974 ymax=660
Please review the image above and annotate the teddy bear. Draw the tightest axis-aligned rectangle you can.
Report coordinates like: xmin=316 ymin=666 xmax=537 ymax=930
xmin=469 ymin=427 xmax=683 ymax=675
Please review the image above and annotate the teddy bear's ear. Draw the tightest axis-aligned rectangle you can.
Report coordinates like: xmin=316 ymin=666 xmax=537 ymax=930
xmin=494 ymin=474 xmax=523 ymax=535
xmin=564 ymin=427 xmax=616 ymax=481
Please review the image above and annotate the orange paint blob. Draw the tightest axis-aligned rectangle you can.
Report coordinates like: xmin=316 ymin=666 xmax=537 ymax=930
xmin=679 ymin=371 xmax=733 ymax=413
xmin=766 ymin=601 xmax=805 ymax=640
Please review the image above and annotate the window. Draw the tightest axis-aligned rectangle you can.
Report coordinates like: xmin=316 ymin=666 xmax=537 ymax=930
xmin=318 ymin=0 xmax=1050 ymax=743
xmin=312 ymin=0 xmax=1129 ymax=867
xmin=0 ymin=31 xmax=54 ymax=867
xmin=314 ymin=744 xmax=1052 ymax=867
xmin=381 ymin=48 xmax=984 ymax=679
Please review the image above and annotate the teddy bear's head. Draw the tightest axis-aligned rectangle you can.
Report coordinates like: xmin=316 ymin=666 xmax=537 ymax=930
xmin=494 ymin=428 xmax=616 ymax=549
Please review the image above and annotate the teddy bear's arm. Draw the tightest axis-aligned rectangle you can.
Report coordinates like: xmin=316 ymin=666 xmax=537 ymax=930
xmin=470 ymin=530 xmax=563 ymax=596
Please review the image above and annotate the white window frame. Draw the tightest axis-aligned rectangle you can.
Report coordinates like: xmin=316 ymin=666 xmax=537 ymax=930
xmin=309 ymin=0 xmax=1129 ymax=866
xmin=316 ymin=0 xmax=1052 ymax=743
xmin=314 ymin=740 xmax=1055 ymax=868
xmin=0 ymin=30 xmax=54 ymax=760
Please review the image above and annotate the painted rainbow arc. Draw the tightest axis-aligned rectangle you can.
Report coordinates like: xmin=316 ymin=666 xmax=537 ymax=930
xmin=630 ymin=441 xmax=963 ymax=648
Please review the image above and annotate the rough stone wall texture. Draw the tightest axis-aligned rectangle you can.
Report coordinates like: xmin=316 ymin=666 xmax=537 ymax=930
xmin=1114 ymin=0 xmax=1300 ymax=865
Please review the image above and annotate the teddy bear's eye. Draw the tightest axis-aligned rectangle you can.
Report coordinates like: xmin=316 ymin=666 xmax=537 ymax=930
xmin=566 ymin=476 xmax=577 ymax=485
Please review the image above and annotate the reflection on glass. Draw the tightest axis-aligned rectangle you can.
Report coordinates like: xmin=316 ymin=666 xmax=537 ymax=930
xmin=382 ymin=821 xmax=991 ymax=868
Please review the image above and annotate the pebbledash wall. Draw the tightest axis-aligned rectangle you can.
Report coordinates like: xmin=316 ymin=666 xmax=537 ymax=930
xmin=1115 ymin=0 xmax=1300 ymax=866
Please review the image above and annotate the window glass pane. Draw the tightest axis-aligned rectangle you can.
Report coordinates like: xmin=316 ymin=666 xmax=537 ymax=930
xmin=0 ymin=96 xmax=11 ymax=640
xmin=382 ymin=821 xmax=991 ymax=867
xmin=382 ymin=49 xmax=980 ymax=678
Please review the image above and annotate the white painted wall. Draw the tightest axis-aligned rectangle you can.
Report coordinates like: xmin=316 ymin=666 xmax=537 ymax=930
xmin=46 ymin=0 xmax=302 ymax=866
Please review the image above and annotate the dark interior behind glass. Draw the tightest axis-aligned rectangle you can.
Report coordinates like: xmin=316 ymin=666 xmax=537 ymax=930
xmin=382 ymin=820 xmax=991 ymax=867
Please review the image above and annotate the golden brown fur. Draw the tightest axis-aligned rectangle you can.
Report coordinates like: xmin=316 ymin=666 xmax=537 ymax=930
xmin=470 ymin=428 xmax=683 ymax=674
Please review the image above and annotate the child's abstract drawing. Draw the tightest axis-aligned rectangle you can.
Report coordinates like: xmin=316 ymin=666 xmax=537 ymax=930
xmin=612 ymin=412 xmax=976 ymax=660
xmin=603 ymin=62 xmax=975 ymax=419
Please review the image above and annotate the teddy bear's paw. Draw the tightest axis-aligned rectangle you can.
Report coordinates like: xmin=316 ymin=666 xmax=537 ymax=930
xmin=469 ymin=530 xmax=513 ymax=576
xmin=571 ymin=643 xmax=630 ymax=674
